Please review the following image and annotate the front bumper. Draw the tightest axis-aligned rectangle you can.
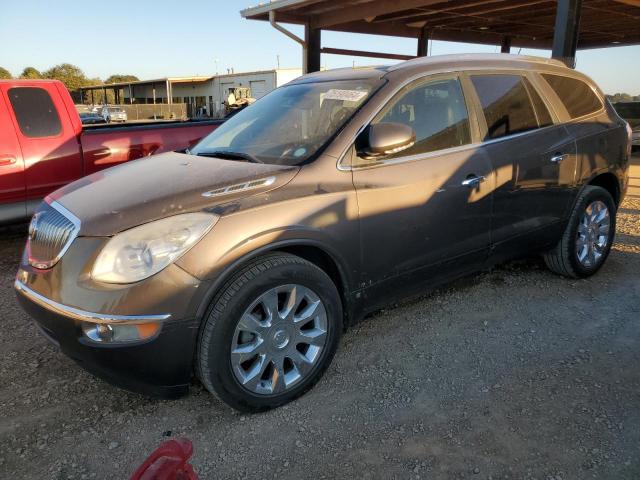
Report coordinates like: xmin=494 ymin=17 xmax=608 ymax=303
xmin=16 ymin=280 xmax=199 ymax=398
xmin=14 ymin=236 xmax=210 ymax=398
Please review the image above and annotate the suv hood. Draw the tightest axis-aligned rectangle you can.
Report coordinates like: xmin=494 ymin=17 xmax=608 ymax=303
xmin=48 ymin=152 xmax=299 ymax=236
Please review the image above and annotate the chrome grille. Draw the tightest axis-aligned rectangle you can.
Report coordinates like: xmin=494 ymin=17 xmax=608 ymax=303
xmin=27 ymin=202 xmax=80 ymax=269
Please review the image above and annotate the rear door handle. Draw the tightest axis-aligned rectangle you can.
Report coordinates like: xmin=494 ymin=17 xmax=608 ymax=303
xmin=461 ymin=175 xmax=485 ymax=188
xmin=0 ymin=155 xmax=17 ymax=166
xmin=550 ymin=153 xmax=567 ymax=163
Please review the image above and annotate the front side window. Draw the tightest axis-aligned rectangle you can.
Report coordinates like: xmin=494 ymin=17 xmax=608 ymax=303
xmin=8 ymin=87 xmax=62 ymax=138
xmin=471 ymin=74 xmax=543 ymax=140
xmin=369 ymin=77 xmax=471 ymax=159
xmin=541 ymin=74 xmax=603 ymax=119
xmin=191 ymin=78 xmax=382 ymax=166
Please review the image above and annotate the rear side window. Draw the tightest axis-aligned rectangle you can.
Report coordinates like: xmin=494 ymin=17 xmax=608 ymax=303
xmin=8 ymin=87 xmax=62 ymax=138
xmin=471 ymin=74 xmax=543 ymax=140
xmin=373 ymin=77 xmax=471 ymax=158
xmin=541 ymin=74 xmax=602 ymax=118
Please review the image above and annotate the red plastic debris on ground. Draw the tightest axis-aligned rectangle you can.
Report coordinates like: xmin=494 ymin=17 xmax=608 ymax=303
xmin=129 ymin=438 xmax=198 ymax=480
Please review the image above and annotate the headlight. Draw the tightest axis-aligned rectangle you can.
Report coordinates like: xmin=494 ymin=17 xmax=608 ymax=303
xmin=92 ymin=212 xmax=218 ymax=284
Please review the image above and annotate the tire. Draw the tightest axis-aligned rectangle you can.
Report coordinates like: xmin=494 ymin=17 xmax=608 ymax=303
xmin=543 ymin=185 xmax=616 ymax=278
xmin=196 ymin=253 xmax=343 ymax=412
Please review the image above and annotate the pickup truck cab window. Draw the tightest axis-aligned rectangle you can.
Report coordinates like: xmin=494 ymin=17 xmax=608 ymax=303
xmin=361 ymin=77 xmax=471 ymax=163
xmin=190 ymin=79 xmax=381 ymax=166
xmin=541 ymin=73 xmax=603 ymax=119
xmin=8 ymin=87 xmax=62 ymax=138
xmin=470 ymin=74 xmax=546 ymax=140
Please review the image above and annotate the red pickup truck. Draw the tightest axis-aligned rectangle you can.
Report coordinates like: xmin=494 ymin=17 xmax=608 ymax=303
xmin=0 ymin=79 xmax=222 ymax=223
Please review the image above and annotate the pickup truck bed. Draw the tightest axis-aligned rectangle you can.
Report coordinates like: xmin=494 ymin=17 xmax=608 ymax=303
xmin=0 ymin=79 xmax=222 ymax=223
xmin=81 ymin=120 xmax=222 ymax=175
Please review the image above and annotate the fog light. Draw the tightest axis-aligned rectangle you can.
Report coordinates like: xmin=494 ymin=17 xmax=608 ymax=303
xmin=81 ymin=322 xmax=160 ymax=343
xmin=96 ymin=324 xmax=114 ymax=341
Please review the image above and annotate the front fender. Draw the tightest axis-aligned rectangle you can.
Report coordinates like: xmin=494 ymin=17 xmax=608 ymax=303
xmin=183 ymin=235 xmax=356 ymax=322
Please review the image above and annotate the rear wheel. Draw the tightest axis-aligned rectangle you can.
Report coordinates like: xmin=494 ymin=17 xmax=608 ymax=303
xmin=543 ymin=185 xmax=616 ymax=278
xmin=197 ymin=253 xmax=342 ymax=412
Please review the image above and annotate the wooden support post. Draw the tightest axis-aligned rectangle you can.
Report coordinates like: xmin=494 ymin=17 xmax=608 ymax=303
xmin=551 ymin=0 xmax=583 ymax=68
xmin=304 ymin=24 xmax=321 ymax=73
xmin=417 ymin=26 xmax=430 ymax=57
xmin=501 ymin=36 xmax=512 ymax=53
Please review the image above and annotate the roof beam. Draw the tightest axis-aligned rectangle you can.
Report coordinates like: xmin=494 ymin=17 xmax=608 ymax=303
xmin=613 ymin=0 xmax=640 ymax=6
xmin=240 ymin=0 xmax=324 ymax=19
xmin=309 ymin=0 xmax=450 ymax=29
xmin=374 ymin=0 xmax=553 ymax=23
xmin=321 ymin=47 xmax=416 ymax=60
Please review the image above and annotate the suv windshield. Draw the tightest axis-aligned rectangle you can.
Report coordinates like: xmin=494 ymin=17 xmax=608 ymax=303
xmin=191 ymin=78 xmax=382 ymax=165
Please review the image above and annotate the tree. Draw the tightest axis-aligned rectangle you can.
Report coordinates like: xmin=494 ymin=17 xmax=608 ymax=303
xmin=42 ymin=63 xmax=87 ymax=91
xmin=20 ymin=67 xmax=42 ymax=79
xmin=0 ymin=67 xmax=12 ymax=79
xmin=105 ymin=74 xmax=139 ymax=84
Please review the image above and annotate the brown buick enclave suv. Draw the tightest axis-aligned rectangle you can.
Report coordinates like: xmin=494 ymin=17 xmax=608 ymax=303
xmin=15 ymin=54 xmax=632 ymax=412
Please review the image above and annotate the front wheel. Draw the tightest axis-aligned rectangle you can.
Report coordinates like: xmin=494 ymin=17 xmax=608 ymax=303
xmin=196 ymin=253 xmax=342 ymax=412
xmin=543 ymin=185 xmax=616 ymax=278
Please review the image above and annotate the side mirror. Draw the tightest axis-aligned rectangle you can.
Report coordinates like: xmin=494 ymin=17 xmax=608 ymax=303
xmin=356 ymin=122 xmax=416 ymax=159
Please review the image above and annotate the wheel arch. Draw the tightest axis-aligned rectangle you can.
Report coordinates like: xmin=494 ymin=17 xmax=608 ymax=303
xmin=587 ymin=171 xmax=621 ymax=206
xmin=193 ymin=239 xmax=356 ymax=327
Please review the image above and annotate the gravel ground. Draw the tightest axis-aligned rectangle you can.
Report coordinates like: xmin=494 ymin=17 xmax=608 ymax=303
xmin=1 ymin=161 xmax=639 ymax=479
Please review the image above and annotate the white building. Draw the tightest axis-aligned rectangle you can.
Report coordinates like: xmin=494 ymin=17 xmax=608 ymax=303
xmin=81 ymin=68 xmax=302 ymax=118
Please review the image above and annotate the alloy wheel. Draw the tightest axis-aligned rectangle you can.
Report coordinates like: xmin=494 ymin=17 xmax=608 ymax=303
xmin=576 ymin=200 xmax=610 ymax=268
xmin=230 ymin=284 xmax=328 ymax=395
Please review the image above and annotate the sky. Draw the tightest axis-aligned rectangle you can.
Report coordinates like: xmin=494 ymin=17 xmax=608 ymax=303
xmin=1 ymin=0 xmax=638 ymax=95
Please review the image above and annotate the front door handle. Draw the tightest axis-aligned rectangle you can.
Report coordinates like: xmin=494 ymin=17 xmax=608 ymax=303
xmin=550 ymin=153 xmax=567 ymax=163
xmin=461 ymin=175 xmax=485 ymax=188
xmin=0 ymin=155 xmax=16 ymax=166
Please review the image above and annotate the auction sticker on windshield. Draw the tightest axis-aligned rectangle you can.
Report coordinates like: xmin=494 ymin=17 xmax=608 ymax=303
xmin=323 ymin=89 xmax=368 ymax=102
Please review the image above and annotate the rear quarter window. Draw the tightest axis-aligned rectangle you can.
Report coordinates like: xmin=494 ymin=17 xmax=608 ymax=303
xmin=541 ymin=74 xmax=603 ymax=119
xmin=8 ymin=87 xmax=62 ymax=138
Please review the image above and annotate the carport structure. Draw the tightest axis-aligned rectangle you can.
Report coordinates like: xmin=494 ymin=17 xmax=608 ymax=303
xmin=241 ymin=0 xmax=640 ymax=71
xmin=79 ymin=77 xmax=212 ymax=105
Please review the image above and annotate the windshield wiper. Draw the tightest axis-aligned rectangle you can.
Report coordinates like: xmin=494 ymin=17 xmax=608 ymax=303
xmin=193 ymin=150 xmax=263 ymax=164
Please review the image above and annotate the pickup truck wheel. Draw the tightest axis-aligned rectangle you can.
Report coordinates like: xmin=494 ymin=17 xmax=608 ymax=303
xmin=543 ymin=185 xmax=616 ymax=278
xmin=196 ymin=253 xmax=342 ymax=412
